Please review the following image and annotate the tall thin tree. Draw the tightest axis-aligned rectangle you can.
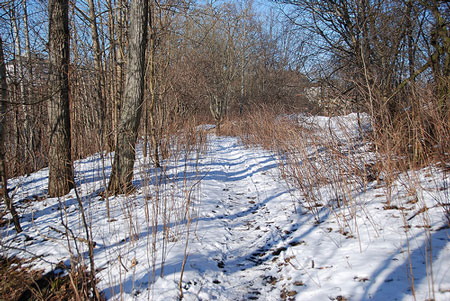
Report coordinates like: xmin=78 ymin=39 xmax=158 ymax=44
xmin=87 ymin=0 xmax=106 ymax=142
xmin=22 ymin=0 xmax=37 ymax=168
xmin=10 ymin=0 xmax=32 ymax=167
xmin=48 ymin=0 xmax=74 ymax=197
xmin=108 ymin=0 xmax=148 ymax=194
xmin=0 ymin=37 xmax=22 ymax=233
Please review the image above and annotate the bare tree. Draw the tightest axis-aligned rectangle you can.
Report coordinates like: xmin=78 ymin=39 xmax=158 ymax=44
xmin=144 ymin=1 xmax=189 ymax=166
xmin=105 ymin=0 xmax=126 ymax=151
xmin=87 ymin=0 xmax=106 ymax=144
xmin=108 ymin=0 xmax=149 ymax=194
xmin=9 ymin=0 xmax=33 ymax=168
xmin=423 ymin=0 xmax=449 ymax=112
xmin=113 ymin=0 xmax=127 ymax=151
xmin=47 ymin=0 xmax=74 ymax=197
xmin=21 ymin=0 xmax=38 ymax=169
xmin=145 ymin=1 xmax=160 ymax=166
xmin=277 ymin=1 xmax=405 ymax=102
xmin=277 ymin=0 xmax=448 ymax=113
xmin=194 ymin=3 xmax=241 ymax=132
xmin=0 ymin=36 xmax=22 ymax=233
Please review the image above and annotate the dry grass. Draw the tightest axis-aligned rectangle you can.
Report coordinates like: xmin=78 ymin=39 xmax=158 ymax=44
xmin=374 ymin=83 xmax=450 ymax=168
xmin=222 ymin=83 xmax=448 ymax=299
xmin=226 ymin=85 xmax=449 ymax=243
xmin=99 ymin=118 xmax=207 ymax=299
xmin=0 ymin=256 xmax=101 ymax=300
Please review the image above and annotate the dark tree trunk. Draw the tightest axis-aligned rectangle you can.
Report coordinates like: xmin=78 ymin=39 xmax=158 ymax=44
xmin=0 ymin=37 xmax=22 ymax=233
xmin=48 ymin=0 xmax=74 ymax=197
xmin=108 ymin=0 xmax=148 ymax=194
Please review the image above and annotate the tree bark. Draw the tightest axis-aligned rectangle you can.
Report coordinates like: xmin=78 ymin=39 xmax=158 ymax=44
xmin=48 ymin=0 xmax=74 ymax=197
xmin=113 ymin=0 xmax=126 ymax=151
xmin=87 ymin=0 xmax=106 ymax=144
xmin=148 ymin=23 xmax=161 ymax=167
xmin=10 ymin=1 xmax=33 ymax=171
xmin=0 ymin=37 xmax=22 ymax=233
xmin=108 ymin=0 xmax=148 ymax=194
xmin=22 ymin=0 xmax=38 ymax=170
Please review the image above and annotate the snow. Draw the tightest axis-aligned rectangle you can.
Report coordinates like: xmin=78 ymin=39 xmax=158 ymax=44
xmin=283 ymin=112 xmax=373 ymax=141
xmin=1 ymin=114 xmax=449 ymax=300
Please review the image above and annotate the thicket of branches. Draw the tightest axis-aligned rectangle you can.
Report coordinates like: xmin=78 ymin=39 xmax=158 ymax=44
xmin=278 ymin=0 xmax=449 ymax=163
xmin=0 ymin=1 xmax=448 ymax=298
xmin=0 ymin=0 xmax=310 ymax=180
xmin=0 ymin=0 xmax=448 ymax=222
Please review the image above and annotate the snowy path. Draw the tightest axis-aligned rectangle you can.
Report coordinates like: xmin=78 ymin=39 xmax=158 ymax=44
xmin=168 ymin=135 xmax=450 ymax=301
xmin=182 ymin=136 xmax=301 ymax=300
xmin=4 ymin=135 xmax=302 ymax=301
xmin=3 ymin=131 xmax=449 ymax=300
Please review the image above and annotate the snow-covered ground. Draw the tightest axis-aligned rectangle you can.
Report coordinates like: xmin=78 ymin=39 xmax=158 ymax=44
xmin=1 ymin=115 xmax=449 ymax=300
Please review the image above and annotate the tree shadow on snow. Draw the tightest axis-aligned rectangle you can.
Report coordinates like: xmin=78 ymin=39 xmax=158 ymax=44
xmin=361 ymin=227 xmax=449 ymax=300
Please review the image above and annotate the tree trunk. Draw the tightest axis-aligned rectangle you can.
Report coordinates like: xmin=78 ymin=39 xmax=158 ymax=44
xmin=0 ymin=37 xmax=22 ymax=233
xmin=105 ymin=0 xmax=115 ymax=150
xmin=148 ymin=26 xmax=161 ymax=167
xmin=48 ymin=0 xmax=74 ymax=197
xmin=113 ymin=0 xmax=126 ymax=151
xmin=22 ymin=0 xmax=38 ymax=170
xmin=108 ymin=0 xmax=148 ymax=194
xmin=10 ymin=1 xmax=33 ymax=173
xmin=88 ymin=0 xmax=106 ymax=146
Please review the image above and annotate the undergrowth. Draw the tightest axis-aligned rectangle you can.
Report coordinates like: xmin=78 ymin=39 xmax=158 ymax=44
xmin=0 ymin=256 xmax=101 ymax=300
xmin=222 ymin=84 xmax=449 ymax=299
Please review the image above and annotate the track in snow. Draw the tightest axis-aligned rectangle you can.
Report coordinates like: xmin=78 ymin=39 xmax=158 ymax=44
xmin=182 ymin=136 xmax=301 ymax=300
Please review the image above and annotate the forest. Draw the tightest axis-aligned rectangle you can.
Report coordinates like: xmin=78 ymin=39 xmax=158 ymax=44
xmin=0 ymin=0 xmax=449 ymax=300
